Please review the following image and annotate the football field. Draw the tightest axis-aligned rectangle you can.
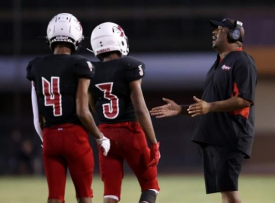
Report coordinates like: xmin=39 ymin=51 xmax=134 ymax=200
xmin=0 ymin=174 xmax=274 ymax=203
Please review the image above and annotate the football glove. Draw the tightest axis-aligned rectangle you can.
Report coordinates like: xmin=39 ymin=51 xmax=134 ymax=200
xmin=148 ymin=142 xmax=160 ymax=167
xmin=96 ymin=134 xmax=110 ymax=156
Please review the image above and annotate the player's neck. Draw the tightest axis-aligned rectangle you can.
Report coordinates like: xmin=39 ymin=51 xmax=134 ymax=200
xmin=54 ymin=46 xmax=72 ymax=55
xmin=103 ymin=53 xmax=121 ymax=62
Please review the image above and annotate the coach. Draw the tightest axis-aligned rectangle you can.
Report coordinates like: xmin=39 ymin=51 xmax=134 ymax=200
xmin=151 ymin=18 xmax=257 ymax=203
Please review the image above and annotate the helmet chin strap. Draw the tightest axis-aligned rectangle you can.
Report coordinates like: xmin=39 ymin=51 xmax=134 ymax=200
xmin=86 ymin=48 xmax=94 ymax=53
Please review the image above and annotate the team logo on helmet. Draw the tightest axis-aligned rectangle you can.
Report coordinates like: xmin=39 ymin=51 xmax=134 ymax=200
xmin=113 ymin=26 xmax=124 ymax=37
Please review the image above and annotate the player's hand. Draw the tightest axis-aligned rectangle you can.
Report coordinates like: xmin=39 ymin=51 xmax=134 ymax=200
xmin=148 ymin=142 xmax=160 ymax=167
xmin=150 ymin=98 xmax=181 ymax=118
xmin=96 ymin=134 xmax=110 ymax=156
xmin=187 ymin=96 xmax=211 ymax=117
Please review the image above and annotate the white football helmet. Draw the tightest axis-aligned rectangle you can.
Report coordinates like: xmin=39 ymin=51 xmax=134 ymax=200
xmin=46 ymin=13 xmax=84 ymax=52
xmin=90 ymin=22 xmax=129 ymax=56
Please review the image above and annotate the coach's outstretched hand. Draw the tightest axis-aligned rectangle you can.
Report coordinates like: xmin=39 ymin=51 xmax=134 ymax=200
xmin=187 ymin=96 xmax=211 ymax=117
xmin=150 ymin=98 xmax=181 ymax=118
xmin=96 ymin=134 xmax=110 ymax=156
xmin=148 ymin=142 xmax=160 ymax=167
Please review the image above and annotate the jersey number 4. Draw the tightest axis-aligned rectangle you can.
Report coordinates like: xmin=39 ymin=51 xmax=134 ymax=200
xmin=96 ymin=82 xmax=119 ymax=119
xmin=42 ymin=77 xmax=62 ymax=117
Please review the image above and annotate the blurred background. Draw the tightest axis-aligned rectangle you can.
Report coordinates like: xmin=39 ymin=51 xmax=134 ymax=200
xmin=0 ymin=0 xmax=275 ymax=176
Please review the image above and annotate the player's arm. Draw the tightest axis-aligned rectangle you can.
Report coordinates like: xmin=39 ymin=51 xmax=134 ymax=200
xmin=31 ymin=81 xmax=43 ymax=142
xmin=76 ymin=78 xmax=103 ymax=138
xmin=27 ymin=62 xmax=44 ymax=142
xmin=150 ymin=98 xmax=190 ymax=118
xmin=130 ymin=79 xmax=157 ymax=144
xmin=76 ymin=78 xmax=110 ymax=155
xmin=187 ymin=96 xmax=252 ymax=117
xmin=130 ymin=79 xmax=160 ymax=167
xmin=88 ymin=93 xmax=97 ymax=114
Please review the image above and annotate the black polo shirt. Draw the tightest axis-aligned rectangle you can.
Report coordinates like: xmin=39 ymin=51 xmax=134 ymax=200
xmin=191 ymin=51 xmax=257 ymax=158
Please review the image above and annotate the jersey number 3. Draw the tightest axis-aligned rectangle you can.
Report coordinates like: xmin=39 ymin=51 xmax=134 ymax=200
xmin=96 ymin=82 xmax=119 ymax=119
xmin=42 ymin=77 xmax=62 ymax=117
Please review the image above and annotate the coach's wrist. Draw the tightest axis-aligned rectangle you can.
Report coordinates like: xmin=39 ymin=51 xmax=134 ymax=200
xmin=180 ymin=105 xmax=189 ymax=115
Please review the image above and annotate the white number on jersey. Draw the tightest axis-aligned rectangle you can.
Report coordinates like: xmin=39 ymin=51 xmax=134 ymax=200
xmin=42 ymin=77 xmax=62 ymax=116
xmin=96 ymin=82 xmax=119 ymax=119
xmin=138 ymin=65 xmax=144 ymax=76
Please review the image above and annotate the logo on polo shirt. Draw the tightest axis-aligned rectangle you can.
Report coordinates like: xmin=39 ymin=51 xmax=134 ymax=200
xmin=221 ymin=64 xmax=231 ymax=71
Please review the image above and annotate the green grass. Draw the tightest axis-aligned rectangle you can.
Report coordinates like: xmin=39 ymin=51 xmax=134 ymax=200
xmin=0 ymin=174 xmax=274 ymax=203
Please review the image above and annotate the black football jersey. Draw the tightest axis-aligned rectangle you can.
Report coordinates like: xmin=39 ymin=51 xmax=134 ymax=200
xmin=89 ymin=56 xmax=145 ymax=123
xmin=26 ymin=54 xmax=94 ymax=127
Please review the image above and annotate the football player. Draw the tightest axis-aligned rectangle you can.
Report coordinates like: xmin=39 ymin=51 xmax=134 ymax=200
xmin=88 ymin=22 xmax=160 ymax=203
xmin=26 ymin=13 xmax=110 ymax=203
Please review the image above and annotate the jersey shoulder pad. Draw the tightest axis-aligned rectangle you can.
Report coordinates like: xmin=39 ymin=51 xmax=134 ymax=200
xmin=26 ymin=56 xmax=44 ymax=81
xmin=72 ymin=54 xmax=88 ymax=61
xmin=120 ymin=56 xmax=145 ymax=70
xmin=73 ymin=55 xmax=95 ymax=78
xmin=72 ymin=55 xmax=90 ymax=66
xmin=29 ymin=56 xmax=45 ymax=64
xmin=121 ymin=56 xmax=145 ymax=81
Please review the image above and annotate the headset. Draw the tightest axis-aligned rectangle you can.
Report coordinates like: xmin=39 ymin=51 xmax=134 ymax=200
xmin=228 ymin=20 xmax=243 ymax=43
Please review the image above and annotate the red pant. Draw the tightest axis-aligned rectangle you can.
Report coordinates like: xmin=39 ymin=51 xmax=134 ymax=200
xmin=98 ymin=122 xmax=160 ymax=201
xmin=43 ymin=123 xmax=94 ymax=202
